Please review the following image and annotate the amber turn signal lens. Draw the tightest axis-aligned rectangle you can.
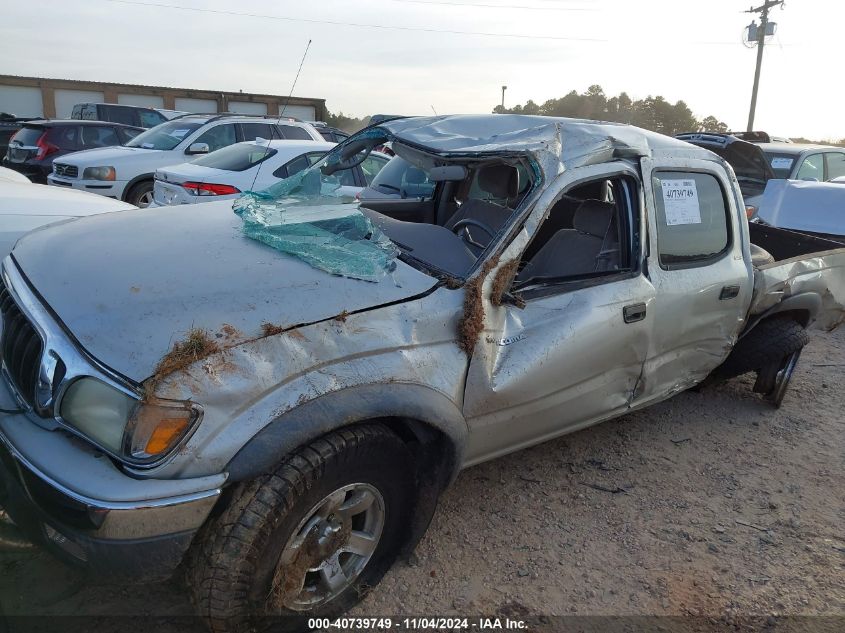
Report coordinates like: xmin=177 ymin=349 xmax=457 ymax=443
xmin=144 ymin=417 xmax=190 ymax=455
xmin=128 ymin=401 xmax=197 ymax=460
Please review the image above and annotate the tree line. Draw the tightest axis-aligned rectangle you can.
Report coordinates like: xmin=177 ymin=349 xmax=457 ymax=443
xmin=492 ymin=85 xmax=728 ymax=136
xmin=326 ymin=86 xmax=844 ymax=145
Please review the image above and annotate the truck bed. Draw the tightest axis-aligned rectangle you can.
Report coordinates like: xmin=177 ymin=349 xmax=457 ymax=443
xmin=748 ymin=223 xmax=845 ymax=331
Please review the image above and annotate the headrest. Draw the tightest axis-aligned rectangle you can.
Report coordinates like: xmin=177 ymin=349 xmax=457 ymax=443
xmin=574 ymin=199 xmax=615 ymax=238
xmin=477 ymin=164 xmax=519 ymax=199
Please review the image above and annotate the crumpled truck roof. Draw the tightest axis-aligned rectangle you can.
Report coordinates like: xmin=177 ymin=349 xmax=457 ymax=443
xmin=378 ymin=114 xmax=715 ymax=177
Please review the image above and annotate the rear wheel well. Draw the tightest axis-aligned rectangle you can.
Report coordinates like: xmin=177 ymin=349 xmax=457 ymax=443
xmin=771 ymin=308 xmax=811 ymax=328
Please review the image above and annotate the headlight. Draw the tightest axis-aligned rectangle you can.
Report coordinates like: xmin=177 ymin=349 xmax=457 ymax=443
xmin=60 ymin=377 xmax=198 ymax=463
xmin=82 ymin=166 xmax=116 ymax=181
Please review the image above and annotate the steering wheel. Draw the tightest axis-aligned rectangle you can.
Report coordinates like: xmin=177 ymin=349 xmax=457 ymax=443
xmin=451 ymin=218 xmax=497 ymax=250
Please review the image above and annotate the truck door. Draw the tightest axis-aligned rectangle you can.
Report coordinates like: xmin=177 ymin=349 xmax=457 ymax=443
xmin=637 ymin=157 xmax=752 ymax=403
xmin=461 ymin=163 xmax=656 ymax=465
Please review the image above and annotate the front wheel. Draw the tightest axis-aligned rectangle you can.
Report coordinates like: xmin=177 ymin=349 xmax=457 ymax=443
xmin=189 ymin=424 xmax=416 ymax=633
xmin=126 ymin=180 xmax=154 ymax=208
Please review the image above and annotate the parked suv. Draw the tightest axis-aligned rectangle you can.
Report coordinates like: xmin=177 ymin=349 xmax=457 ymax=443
xmin=71 ymin=103 xmax=169 ymax=129
xmin=3 ymin=120 xmax=143 ymax=184
xmin=47 ymin=114 xmax=323 ymax=207
xmin=0 ymin=113 xmax=44 ymax=158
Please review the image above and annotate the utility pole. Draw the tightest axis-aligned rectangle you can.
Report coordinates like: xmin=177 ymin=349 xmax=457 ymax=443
xmin=501 ymin=85 xmax=507 ymax=110
xmin=746 ymin=0 xmax=783 ymax=132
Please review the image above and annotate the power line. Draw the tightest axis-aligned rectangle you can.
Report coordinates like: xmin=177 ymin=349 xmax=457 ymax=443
xmin=745 ymin=0 xmax=784 ymax=131
xmin=391 ymin=0 xmax=597 ymax=11
xmin=101 ymin=0 xmax=608 ymax=42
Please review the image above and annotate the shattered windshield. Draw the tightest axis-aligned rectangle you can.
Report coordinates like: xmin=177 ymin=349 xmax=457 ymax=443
xmin=233 ymin=130 xmax=401 ymax=282
xmin=232 ymin=126 xmax=539 ymax=282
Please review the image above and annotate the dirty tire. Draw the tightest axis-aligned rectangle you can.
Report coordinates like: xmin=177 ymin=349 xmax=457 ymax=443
xmin=126 ymin=180 xmax=154 ymax=208
xmin=717 ymin=315 xmax=809 ymax=381
xmin=188 ymin=424 xmax=415 ymax=633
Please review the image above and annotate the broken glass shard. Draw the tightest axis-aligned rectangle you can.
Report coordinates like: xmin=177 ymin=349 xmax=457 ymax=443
xmin=233 ymin=194 xmax=398 ymax=282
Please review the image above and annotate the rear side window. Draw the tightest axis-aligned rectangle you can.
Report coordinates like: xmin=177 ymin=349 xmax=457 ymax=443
xmin=318 ymin=129 xmax=349 ymax=142
xmin=139 ymin=110 xmax=166 ymax=128
xmin=192 ymin=143 xmax=278 ymax=171
xmin=824 ymin=152 xmax=845 ymax=181
xmin=76 ymin=104 xmax=98 ymax=120
xmin=653 ymin=171 xmax=730 ymax=267
xmin=104 ymin=105 xmax=137 ymax=126
xmin=46 ymin=126 xmax=81 ymax=150
xmin=272 ymin=151 xmax=325 ymax=179
xmin=765 ymin=152 xmax=795 ymax=178
xmin=278 ymin=124 xmax=312 ymax=140
xmin=118 ymin=127 xmax=142 ymax=144
xmin=241 ymin=123 xmax=279 ymax=142
xmin=795 ymin=154 xmax=824 ymax=181
xmin=10 ymin=126 xmax=45 ymax=146
xmin=360 ymin=154 xmax=388 ymax=185
xmin=194 ymin=124 xmax=237 ymax=152
xmin=80 ymin=125 xmax=120 ymax=148
xmin=369 ymin=156 xmax=435 ymax=198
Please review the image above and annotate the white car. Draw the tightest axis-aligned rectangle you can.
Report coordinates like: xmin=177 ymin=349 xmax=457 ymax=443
xmin=47 ymin=115 xmax=323 ymax=208
xmin=0 ymin=166 xmax=31 ymax=183
xmin=154 ymin=140 xmax=391 ymax=206
xmin=0 ymin=180 xmax=135 ymax=255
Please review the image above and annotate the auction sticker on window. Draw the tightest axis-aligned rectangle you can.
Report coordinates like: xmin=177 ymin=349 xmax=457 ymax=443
xmin=770 ymin=157 xmax=794 ymax=170
xmin=661 ymin=179 xmax=701 ymax=225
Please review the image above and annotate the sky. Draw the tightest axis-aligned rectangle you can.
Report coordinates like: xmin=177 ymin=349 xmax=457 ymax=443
xmin=1 ymin=0 xmax=842 ymax=140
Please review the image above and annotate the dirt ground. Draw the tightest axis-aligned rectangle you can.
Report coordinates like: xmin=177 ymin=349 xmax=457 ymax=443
xmin=1 ymin=327 xmax=843 ymax=631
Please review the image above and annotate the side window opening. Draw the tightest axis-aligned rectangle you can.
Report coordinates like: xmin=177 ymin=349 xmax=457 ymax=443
xmin=652 ymin=171 xmax=730 ymax=268
xmin=514 ymin=175 xmax=635 ymax=290
xmin=272 ymin=152 xmax=327 ymax=179
xmin=824 ymin=152 xmax=845 ymax=181
xmin=278 ymin=124 xmax=312 ymax=140
xmin=139 ymin=110 xmax=165 ymax=128
xmin=795 ymin=154 xmax=823 ymax=181
xmin=194 ymin=124 xmax=237 ymax=153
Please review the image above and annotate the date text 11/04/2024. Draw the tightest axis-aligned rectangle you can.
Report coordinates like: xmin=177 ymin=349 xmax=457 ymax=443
xmin=307 ymin=617 xmax=528 ymax=630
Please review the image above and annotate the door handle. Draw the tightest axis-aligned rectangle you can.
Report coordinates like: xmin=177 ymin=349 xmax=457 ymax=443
xmin=623 ymin=303 xmax=647 ymax=323
xmin=719 ymin=285 xmax=740 ymax=300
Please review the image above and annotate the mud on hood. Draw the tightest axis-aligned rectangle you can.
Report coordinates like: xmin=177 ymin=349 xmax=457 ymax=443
xmin=11 ymin=200 xmax=438 ymax=383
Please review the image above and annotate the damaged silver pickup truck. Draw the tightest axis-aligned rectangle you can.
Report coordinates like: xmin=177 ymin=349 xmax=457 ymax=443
xmin=0 ymin=115 xmax=843 ymax=631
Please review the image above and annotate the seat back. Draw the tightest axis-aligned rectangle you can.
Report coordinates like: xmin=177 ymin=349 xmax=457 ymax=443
xmin=444 ymin=164 xmax=520 ymax=252
xmin=517 ymin=199 xmax=619 ymax=282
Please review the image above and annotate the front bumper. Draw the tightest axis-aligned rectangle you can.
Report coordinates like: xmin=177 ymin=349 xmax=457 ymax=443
xmin=47 ymin=175 xmax=127 ymax=199
xmin=0 ymin=418 xmax=221 ymax=581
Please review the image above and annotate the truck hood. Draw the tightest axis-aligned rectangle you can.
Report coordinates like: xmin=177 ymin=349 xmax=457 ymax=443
xmin=11 ymin=199 xmax=438 ymax=383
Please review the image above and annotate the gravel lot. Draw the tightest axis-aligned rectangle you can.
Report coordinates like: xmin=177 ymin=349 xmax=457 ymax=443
xmin=1 ymin=327 xmax=843 ymax=630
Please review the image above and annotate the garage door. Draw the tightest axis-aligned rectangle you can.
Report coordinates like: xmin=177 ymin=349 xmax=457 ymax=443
xmin=54 ymin=89 xmax=105 ymax=118
xmin=118 ymin=94 xmax=164 ymax=108
xmin=229 ymin=101 xmax=268 ymax=116
xmin=175 ymin=97 xmax=217 ymax=114
xmin=0 ymin=86 xmax=44 ymax=118
xmin=280 ymin=104 xmax=317 ymax=121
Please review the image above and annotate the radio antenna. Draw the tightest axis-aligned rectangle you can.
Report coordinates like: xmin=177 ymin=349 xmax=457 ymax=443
xmin=250 ymin=38 xmax=313 ymax=192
